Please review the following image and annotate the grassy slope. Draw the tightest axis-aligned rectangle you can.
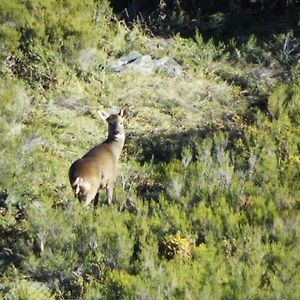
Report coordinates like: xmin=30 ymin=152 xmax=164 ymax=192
xmin=4 ymin=33 xmax=243 ymax=201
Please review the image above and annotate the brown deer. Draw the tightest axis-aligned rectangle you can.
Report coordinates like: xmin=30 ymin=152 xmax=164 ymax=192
xmin=69 ymin=105 xmax=128 ymax=207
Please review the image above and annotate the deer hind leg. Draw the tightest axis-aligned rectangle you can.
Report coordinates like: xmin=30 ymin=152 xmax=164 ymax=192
xmin=94 ymin=192 xmax=100 ymax=210
xmin=106 ymin=183 xmax=114 ymax=206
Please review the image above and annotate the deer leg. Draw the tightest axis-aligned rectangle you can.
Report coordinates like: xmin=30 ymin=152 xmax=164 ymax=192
xmin=106 ymin=183 xmax=114 ymax=206
xmin=94 ymin=192 xmax=100 ymax=210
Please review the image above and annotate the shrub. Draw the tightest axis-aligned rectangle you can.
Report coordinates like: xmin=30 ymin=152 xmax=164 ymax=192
xmin=1 ymin=279 xmax=54 ymax=300
xmin=0 ymin=0 xmax=28 ymax=59
xmin=161 ymin=231 xmax=194 ymax=259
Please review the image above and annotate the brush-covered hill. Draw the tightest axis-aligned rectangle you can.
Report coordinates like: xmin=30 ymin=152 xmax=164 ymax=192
xmin=1 ymin=1 xmax=300 ymax=299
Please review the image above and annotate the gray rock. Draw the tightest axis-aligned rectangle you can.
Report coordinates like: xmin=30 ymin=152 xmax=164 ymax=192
xmin=109 ymin=51 xmax=141 ymax=72
xmin=109 ymin=51 xmax=183 ymax=77
xmin=126 ymin=55 xmax=156 ymax=75
xmin=109 ymin=60 xmax=125 ymax=73
xmin=156 ymin=57 xmax=183 ymax=77
xmin=120 ymin=51 xmax=141 ymax=63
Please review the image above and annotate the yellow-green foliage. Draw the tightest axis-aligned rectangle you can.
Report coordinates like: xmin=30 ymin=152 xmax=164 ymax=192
xmin=162 ymin=232 xmax=194 ymax=259
xmin=1 ymin=279 xmax=54 ymax=300
xmin=6 ymin=0 xmax=111 ymax=55
xmin=0 ymin=0 xmax=26 ymax=58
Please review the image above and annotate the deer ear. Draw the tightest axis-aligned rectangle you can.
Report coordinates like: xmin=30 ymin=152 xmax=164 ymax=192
xmin=97 ymin=110 xmax=109 ymax=121
xmin=119 ymin=105 xmax=129 ymax=118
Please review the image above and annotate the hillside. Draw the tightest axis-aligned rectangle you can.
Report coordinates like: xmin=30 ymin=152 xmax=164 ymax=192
xmin=1 ymin=1 xmax=300 ymax=299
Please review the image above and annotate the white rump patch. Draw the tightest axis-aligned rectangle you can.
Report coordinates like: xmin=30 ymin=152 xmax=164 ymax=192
xmin=74 ymin=177 xmax=80 ymax=185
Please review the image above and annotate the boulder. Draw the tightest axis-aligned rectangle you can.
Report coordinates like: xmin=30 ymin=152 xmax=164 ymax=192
xmin=108 ymin=51 xmax=183 ymax=77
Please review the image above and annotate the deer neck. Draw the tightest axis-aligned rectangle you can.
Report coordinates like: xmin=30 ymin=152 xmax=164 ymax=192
xmin=106 ymin=133 xmax=125 ymax=158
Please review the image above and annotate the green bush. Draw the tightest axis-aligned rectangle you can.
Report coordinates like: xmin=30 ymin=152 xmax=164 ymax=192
xmin=0 ymin=0 xmax=28 ymax=59
xmin=1 ymin=278 xmax=54 ymax=300
xmin=0 ymin=0 xmax=115 ymax=87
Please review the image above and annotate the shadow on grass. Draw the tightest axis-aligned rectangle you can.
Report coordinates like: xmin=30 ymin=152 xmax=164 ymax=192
xmin=126 ymin=128 xmax=202 ymax=164
xmin=126 ymin=121 xmax=243 ymax=164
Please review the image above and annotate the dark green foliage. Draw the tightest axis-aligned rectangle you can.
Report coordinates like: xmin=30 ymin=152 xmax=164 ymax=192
xmin=110 ymin=0 xmax=300 ymax=41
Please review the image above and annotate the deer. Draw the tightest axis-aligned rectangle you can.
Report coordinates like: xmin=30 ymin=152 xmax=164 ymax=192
xmin=69 ymin=105 xmax=128 ymax=208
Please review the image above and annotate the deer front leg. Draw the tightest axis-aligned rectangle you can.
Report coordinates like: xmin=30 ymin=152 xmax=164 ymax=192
xmin=106 ymin=183 xmax=114 ymax=206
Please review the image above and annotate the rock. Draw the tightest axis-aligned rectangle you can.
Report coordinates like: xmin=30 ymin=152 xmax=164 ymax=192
xmin=108 ymin=51 xmax=183 ymax=77
xmin=121 ymin=51 xmax=141 ymax=64
xmin=156 ymin=57 xmax=183 ymax=77
xmin=126 ymin=55 xmax=156 ymax=75
xmin=109 ymin=51 xmax=141 ymax=72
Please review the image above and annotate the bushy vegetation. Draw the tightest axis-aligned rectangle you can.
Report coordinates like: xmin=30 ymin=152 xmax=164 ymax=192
xmin=1 ymin=1 xmax=299 ymax=299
